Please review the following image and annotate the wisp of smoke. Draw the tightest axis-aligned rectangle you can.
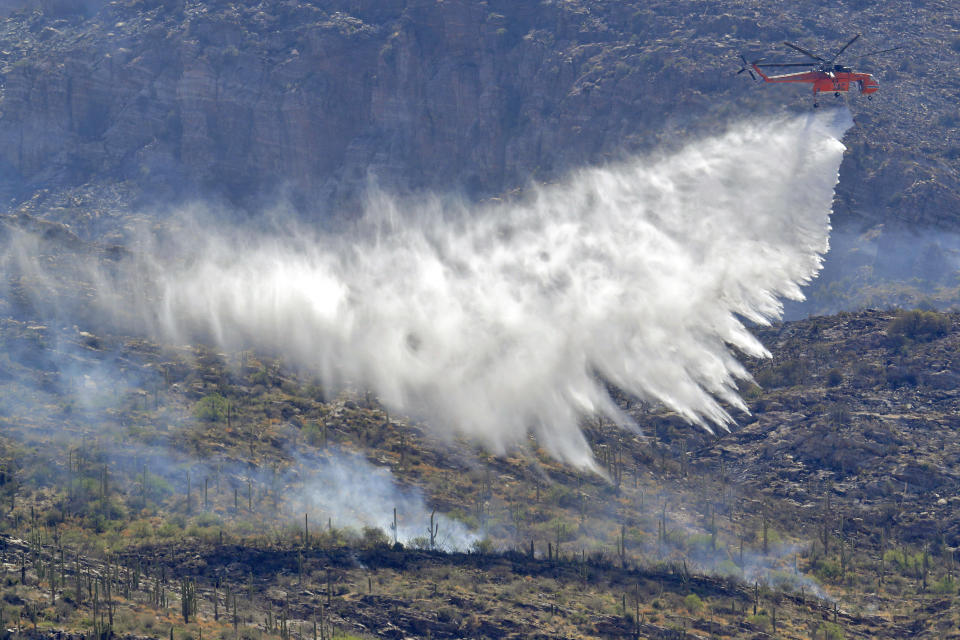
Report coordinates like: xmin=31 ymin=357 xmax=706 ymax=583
xmin=7 ymin=109 xmax=853 ymax=468
xmin=298 ymin=450 xmax=478 ymax=551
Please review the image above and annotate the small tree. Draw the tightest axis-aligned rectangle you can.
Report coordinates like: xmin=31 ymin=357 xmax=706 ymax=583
xmin=684 ymin=593 xmax=704 ymax=614
xmin=194 ymin=393 xmax=228 ymax=422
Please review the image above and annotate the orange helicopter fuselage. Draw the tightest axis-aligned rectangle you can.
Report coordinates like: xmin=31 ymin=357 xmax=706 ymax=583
xmin=752 ymin=64 xmax=879 ymax=95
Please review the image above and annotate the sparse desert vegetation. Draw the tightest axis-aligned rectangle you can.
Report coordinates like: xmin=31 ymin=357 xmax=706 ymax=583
xmin=0 ymin=309 xmax=958 ymax=638
xmin=0 ymin=1 xmax=957 ymax=639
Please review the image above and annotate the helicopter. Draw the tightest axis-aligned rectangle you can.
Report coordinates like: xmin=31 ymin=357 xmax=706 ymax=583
xmin=737 ymin=34 xmax=903 ymax=107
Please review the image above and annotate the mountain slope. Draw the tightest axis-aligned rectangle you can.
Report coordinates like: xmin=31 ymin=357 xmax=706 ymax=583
xmin=0 ymin=0 xmax=956 ymax=229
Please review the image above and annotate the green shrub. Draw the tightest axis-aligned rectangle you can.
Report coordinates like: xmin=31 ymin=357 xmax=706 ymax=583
xmin=756 ymin=358 xmax=807 ymax=388
xmin=185 ymin=523 xmax=219 ymax=541
xmin=127 ymin=519 xmax=153 ymax=539
xmin=683 ymin=593 xmax=704 ymax=613
xmin=359 ymin=526 xmax=389 ymax=549
xmin=887 ymin=310 xmax=950 ymax=342
xmin=157 ymin=520 xmax=183 ymax=538
xmin=194 ymin=393 xmax=227 ymax=422
xmin=194 ymin=512 xmax=222 ymax=527
xmin=302 ymin=421 xmax=324 ymax=446
xmin=471 ymin=537 xmax=494 ymax=554
xmin=436 ymin=606 xmax=462 ymax=625
xmin=931 ymin=575 xmax=957 ymax=595
xmin=813 ymin=557 xmax=841 ymax=581
xmin=746 ymin=613 xmax=770 ymax=630
xmin=885 ymin=365 xmax=919 ymax=388
xmin=816 ymin=621 xmax=845 ymax=639
xmin=743 ymin=383 xmax=763 ymax=399
xmin=687 ymin=533 xmax=713 ymax=550
xmin=883 ymin=548 xmax=926 ymax=574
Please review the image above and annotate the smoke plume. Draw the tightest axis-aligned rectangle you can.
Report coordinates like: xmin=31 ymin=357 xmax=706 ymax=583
xmin=298 ymin=450 xmax=479 ymax=550
xmin=4 ymin=109 xmax=852 ymax=468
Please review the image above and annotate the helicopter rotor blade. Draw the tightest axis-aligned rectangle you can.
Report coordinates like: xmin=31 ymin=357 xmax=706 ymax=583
xmin=830 ymin=33 xmax=861 ymax=62
xmin=858 ymin=45 xmax=905 ymax=57
xmin=754 ymin=62 xmax=818 ymax=67
xmin=783 ymin=41 xmax=825 ymax=61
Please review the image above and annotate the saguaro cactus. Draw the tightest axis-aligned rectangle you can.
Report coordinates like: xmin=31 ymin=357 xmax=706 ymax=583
xmin=428 ymin=509 xmax=439 ymax=549
xmin=180 ymin=578 xmax=196 ymax=623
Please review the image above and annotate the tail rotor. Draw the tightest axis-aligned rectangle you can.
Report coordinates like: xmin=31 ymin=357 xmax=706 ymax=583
xmin=737 ymin=55 xmax=759 ymax=81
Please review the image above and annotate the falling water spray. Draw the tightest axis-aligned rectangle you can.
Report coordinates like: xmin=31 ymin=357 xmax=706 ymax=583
xmin=3 ymin=108 xmax=853 ymax=468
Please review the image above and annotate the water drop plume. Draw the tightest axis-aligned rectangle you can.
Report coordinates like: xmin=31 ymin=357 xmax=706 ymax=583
xmin=113 ymin=109 xmax=852 ymax=467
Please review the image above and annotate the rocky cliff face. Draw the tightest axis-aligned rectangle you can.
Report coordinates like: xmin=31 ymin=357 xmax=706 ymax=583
xmin=0 ymin=1 xmax=957 ymax=304
xmin=0 ymin=0 xmax=681 ymax=215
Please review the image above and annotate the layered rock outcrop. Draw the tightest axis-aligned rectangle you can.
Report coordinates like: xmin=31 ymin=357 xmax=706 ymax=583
xmin=0 ymin=1 xmax=954 ymax=223
xmin=0 ymin=1 xmax=957 ymax=311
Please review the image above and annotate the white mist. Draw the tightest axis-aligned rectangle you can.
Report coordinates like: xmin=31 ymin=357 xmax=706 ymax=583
xmin=16 ymin=109 xmax=854 ymax=468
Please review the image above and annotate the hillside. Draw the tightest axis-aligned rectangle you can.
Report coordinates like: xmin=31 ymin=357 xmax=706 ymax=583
xmin=0 ymin=1 xmax=957 ymax=217
xmin=0 ymin=2 xmax=959 ymax=639
xmin=1 ymin=307 xmax=960 ymax=638
xmin=0 ymin=1 xmax=957 ymax=313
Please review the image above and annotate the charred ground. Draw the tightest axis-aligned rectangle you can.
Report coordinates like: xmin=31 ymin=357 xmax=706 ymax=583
xmin=0 ymin=287 xmax=959 ymax=638
xmin=0 ymin=2 xmax=956 ymax=639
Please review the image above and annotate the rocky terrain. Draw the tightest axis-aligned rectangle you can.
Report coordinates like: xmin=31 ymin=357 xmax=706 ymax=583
xmin=0 ymin=2 xmax=959 ymax=639
xmin=717 ymin=309 xmax=960 ymax=529
xmin=0 ymin=0 xmax=952 ymax=347
xmin=0 ymin=2 xmax=956 ymax=249
xmin=1 ymin=300 xmax=960 ymax=637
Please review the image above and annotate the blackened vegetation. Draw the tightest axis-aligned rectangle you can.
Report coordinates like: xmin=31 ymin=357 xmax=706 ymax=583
xmin=0 ymin=309 xmax=959 ymax=638
xmin=0 ymin=533 xmax=903 ymax=640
